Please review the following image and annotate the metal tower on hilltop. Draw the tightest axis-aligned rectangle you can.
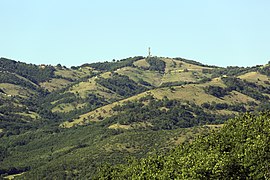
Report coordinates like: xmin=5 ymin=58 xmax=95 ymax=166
xmin=148 ymin=47 xmax=151 ymax=57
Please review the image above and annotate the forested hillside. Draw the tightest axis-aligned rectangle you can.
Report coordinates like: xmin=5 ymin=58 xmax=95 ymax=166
xmin=95 ymin=112 xmax=270 ymax=179
xmin=0 ymin=56 xmax=270 ymax=179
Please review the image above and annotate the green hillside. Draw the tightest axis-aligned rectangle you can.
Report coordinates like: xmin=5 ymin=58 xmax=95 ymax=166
xmin=0 ymin=56 xmax=270 ymax=179
xmin=95 ymin=112 xmax=270 ymax=179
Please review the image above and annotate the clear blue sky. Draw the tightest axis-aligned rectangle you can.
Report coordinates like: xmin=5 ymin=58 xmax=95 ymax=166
xmin=1 ymin=0 xmax=270 ymax=67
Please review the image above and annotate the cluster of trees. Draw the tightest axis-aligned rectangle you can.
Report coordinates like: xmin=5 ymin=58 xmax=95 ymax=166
xmin=201 ymin=102 xmax=246 ymax=112
xmin=84 ymin=56 xmax=144 ymax=71
xmin=55 ymin=94 xmax=107 ymax=122
xmin=0 ymin=58 xmax=55 ymax=84
xmin=204 ymin=78 xmax=270 ymax=102
xmin=145 ymin=57 xmax=166 ymax=72
xmin=259 ymin=65 xmax=270 ymax=77
xmin=222 ymin=77 xmax=270 ymax=101
xmin=96 ymin=73 xmax=147 ymax=98
xmin=0 ymin=94 xmax=42 ymax=136
xmin=37 ymin=86 xmax=108 ymax=123
xmin=0 ymin=72 xmax=38 ymax=91
xmin=95 ymin=112 xmax=270 ymax=179
xmin=174 ymin=57 xmax=217 ymax=68
xmin=204 ymin=85 xmax=229 ymax=98
xmin=211 ymin=66 xmax=260 ymax=78
xmin=103 ymin=96 xmax=229 ymax=130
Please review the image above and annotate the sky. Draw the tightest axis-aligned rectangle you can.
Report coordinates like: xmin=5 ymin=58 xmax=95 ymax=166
xmin=0 ymin=0 xmax=270 ymax=67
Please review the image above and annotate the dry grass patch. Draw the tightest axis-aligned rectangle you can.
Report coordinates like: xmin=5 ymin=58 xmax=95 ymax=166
xmin=161 ymin=58 xmax=213 ymax=84
xmin=116 ymin=67 xmax=163 ymax=87
xmin=69 ymin=80 xmax=98 ymax=98
xmin=163 ymin=58 xmax=212 ymax=72
xmin=0 ymin=83 xmax=34 ymax=98
xmin=17 ymin=111 xmax=40 ymax=119
xmin=54 ymin=67 xmax=92 ymax=80
xmin=4 ymin=172 xmax=25 ymax=180
xmin=40 ymin=78 xmax=71 ymax=92
xmin=133 ymin=59 xmax=149 ymax=69
xmin=223 ymin=90 xmax=258 ymax=104
xmin=108 ymin=123 xmax=132 ymax=130
xmin=68 ymin=77 xmax=120 ymax=100
xmin=205 ymin=77 xmax=227 ymax=87
xmin=151 ymin=85 xmax=225 ymax=105
xmin=61 ymin=91 xmax=151 ymax=128
xmin=108 ymin=122 xmax=153 ymax=130
xmin=238 ymin=71 xmax=270 ymax=86
xmin=161 ymin=71 xmax=198 ymax=83
xmin=100 ymin=72 xmax=112 ymax=78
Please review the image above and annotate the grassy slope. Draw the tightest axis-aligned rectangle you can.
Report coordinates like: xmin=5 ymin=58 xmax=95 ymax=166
xmin=161 ymin=58 xmax=212 ymax=84
xmin=62 ymin=76 xmax=257 ymax=127
xmin=68 ymin=76 xmax=120 ymax=100
xmin=0 ymin=83 xmax=35 ymax=98
xmin=54 ymin=66 xmax=93 ymax=80
xmin=116 ymin=67 xmax=163 ymax=87
xmin=238 ymin=71 xmax=270 ymax=86
xmin=40 ymin=78 xmax=71 ymax=92
xmin=4 ymin=56 xmax=258 ymax=129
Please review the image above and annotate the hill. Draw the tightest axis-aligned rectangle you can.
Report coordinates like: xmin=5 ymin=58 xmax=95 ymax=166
xmin=94 ymin=112 xmax=270 ymax=179
xmin=60 ymin=57 xmax=270 ymax=129
xmin=0 ymin=56 xmax=270 ymax=179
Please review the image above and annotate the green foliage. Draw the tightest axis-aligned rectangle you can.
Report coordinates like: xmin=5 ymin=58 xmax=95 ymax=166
xmin=211 ymin=66 xmax=259 ymax=78
xmin=104 ymin=97 xmax=229 ymax=129
xmin=0 ymin=72 xmax=38 ymax=90
xmin=0 ymin=123 xmax=200 ymax=179
xmin=222 ymin=77 xmax=270 ymax=101
xmin=95 ymin=112 xmax=270 ymax=179
xmin=0 ymin=58 xmax=55 ymax=83
xmin=85 ymin=56 xmax=144 ymax=71
xmin=174 ymin=57 xmax=218 ymax=68
xmin=160 ymin=81 xmax=192 ymax=87
xmin=96 ymin=73 xmax=147 ymax=98
xmin=201 ymin=102 xmax=246 ymax=112
xmin=146 ymin=57 xmax=166 ymax=72
xmin=0 ymin=94 xmax=43 ymax=135
xmin=258 ymin=65 xmax=270 ymax=77
xmin=204 ymin=85 xmax=229 ymax=98
xmin=1 ymin=56 xmax=270 ymax=179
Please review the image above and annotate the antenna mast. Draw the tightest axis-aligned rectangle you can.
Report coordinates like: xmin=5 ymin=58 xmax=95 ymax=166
xmin=148 ymin=47 xmax=151 ymax=57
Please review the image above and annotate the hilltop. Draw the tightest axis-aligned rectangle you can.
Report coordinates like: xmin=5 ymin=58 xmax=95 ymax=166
xmin=0 ymin=56 xmax=270 ymax=179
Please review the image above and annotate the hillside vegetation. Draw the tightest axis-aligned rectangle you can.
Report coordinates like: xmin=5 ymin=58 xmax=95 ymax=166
xmin=0 ymin=56 xmax=270 ymax=179
xmin=95 ymin=112 xmax=270 ymax=179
